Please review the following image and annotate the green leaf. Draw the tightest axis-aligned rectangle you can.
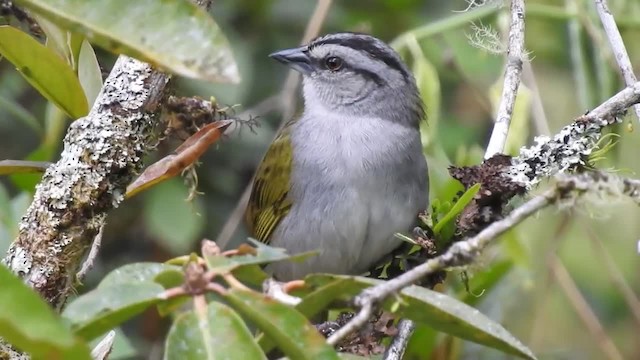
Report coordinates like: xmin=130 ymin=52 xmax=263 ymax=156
xmin=16 ymin=0 xmax=240 ymax=83
xmin=433 ymin=183 xmax=481 ymax=235
xmin=0 ymin=26 xmax=88 ymax=118
xmin=223 ymin=289 xmax=339 ymax=360
xmin=0 ymin=265 xmax=92 ymax=359
xmin=205 ymin=239 xmax=316 ymax=274
xmin=77 ymin=40 xmax=103 ymax=107
xmin=143 ymin=179 xmax=205 ymax=255
xmin=164 ymin=301 xmax=266 ymax=360
xmin=306 ymin=275 xmax=536 ymax=360
xmin=99 ymin=262 xmax=182 ymax=288
xmin=97 ymin=262 xmax=188 ymax=317
xmin=63 ymin=282 xmax=164 ymax=340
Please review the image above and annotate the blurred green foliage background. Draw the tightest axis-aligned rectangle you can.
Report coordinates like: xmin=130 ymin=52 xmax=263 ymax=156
xmin=2 ymin=0 xmax=640 ymax=358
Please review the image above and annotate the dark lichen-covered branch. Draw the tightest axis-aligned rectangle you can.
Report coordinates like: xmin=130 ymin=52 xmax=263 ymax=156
xmin=2 ymin=56 xmax=170 ymax=309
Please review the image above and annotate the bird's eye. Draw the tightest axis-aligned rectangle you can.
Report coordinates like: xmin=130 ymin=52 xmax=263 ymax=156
xmin=324 ymin=56 xmax=343 ymax=71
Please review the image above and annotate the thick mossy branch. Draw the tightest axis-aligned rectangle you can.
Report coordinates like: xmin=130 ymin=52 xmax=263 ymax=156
xmin=2 ymin=57 xmax=170 ymax=309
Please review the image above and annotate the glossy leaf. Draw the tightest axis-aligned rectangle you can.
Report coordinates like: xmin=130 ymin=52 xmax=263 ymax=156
xmin=16 ymin=0 xmax=241 ymax=82
xmin=0 ymin=160 xmax=51 ymax=175
xmin=126 ymin=120 xmax=232 ymax=198
xmin=205 ymin=239 xmax=316 ymax=274
xmin=306 ymin=275 xmax=536 ymax=360
xmin=63 ymin=282 xmax=164 ymax=340
xmin=98 ymin=262 xmax=182 ymax=288
xmin=223 ymin=289 xmax=339 ymax=360
xmin=0 ymin=265 xmax=92 ymax=359
xmin=164 ymin=302 xmax=266 ymax=360
xmin=0 ymin=26 xmax=88 ymax=118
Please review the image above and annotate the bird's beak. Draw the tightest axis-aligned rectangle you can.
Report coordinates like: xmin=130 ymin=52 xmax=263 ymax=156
xmin=269 ymin=46 xmax=313 ymax=75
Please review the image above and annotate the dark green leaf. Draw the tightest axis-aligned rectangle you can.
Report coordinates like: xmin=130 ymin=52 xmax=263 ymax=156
xmin=99 ymin=262 xmax=182 ymax=288
xmin=16 ymin=0 xmax=240 ymax=82
xmin=0 ymin=26 xmax=88 ymax=118
xmin=223 ymin=289 xmax=339 ymax=360
xmin=63 ymin=282 xmax=164 ymax=340
xmin=164 ymin=301 xmax=266 ymax=360
xmin=0 ymin=265 xmax=92 ymax=359
xmin=306 ymin=275 xmax=536 ymax=360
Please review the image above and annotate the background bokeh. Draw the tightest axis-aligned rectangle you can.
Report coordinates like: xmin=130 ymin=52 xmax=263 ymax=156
xmin=1 ymin=0 xmax=640 ymax=358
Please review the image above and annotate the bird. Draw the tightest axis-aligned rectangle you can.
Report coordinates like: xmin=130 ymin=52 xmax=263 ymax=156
xmin=245 ymin=32 xmax=429 ymax=281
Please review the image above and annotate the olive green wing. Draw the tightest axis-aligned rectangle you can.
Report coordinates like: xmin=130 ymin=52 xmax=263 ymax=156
xmin=245 ymin=126 xmax=293 ymax=244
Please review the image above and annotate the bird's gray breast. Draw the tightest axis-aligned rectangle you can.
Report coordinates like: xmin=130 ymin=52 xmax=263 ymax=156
xmin=269 ymin=111 xmax=428 ymax=280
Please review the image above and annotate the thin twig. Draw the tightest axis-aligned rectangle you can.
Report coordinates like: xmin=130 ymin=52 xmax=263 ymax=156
xmin=528 ymin=214 xmax=572 ymax=347
xmin=383 ymin=319 xmax=415 ymax=360
xmin=594 ymin=0 xmax=640 ymax=122
xmin=328 ymin=185 xmax=559 ymax=345
xmin=484 ymin=0 xmax=526 ymax=158
xmin=214 ymin=0 xmax=333 ymax=250
xmin=549 ymin=255 xmax=624 ymax=360
xmin=586 ymin=224 xmax=640 ymax=329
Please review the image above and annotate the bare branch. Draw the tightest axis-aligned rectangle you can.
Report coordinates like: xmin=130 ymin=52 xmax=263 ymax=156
xmin=484 ymin=0 xmax=526 ymax=158
xmin=549 ymin=255 xmax=624 ymax=360
xmin=586 ymin=226 xmax=640 ymax=330
xmin=594 ymin=0 xmax=640 ymax=122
